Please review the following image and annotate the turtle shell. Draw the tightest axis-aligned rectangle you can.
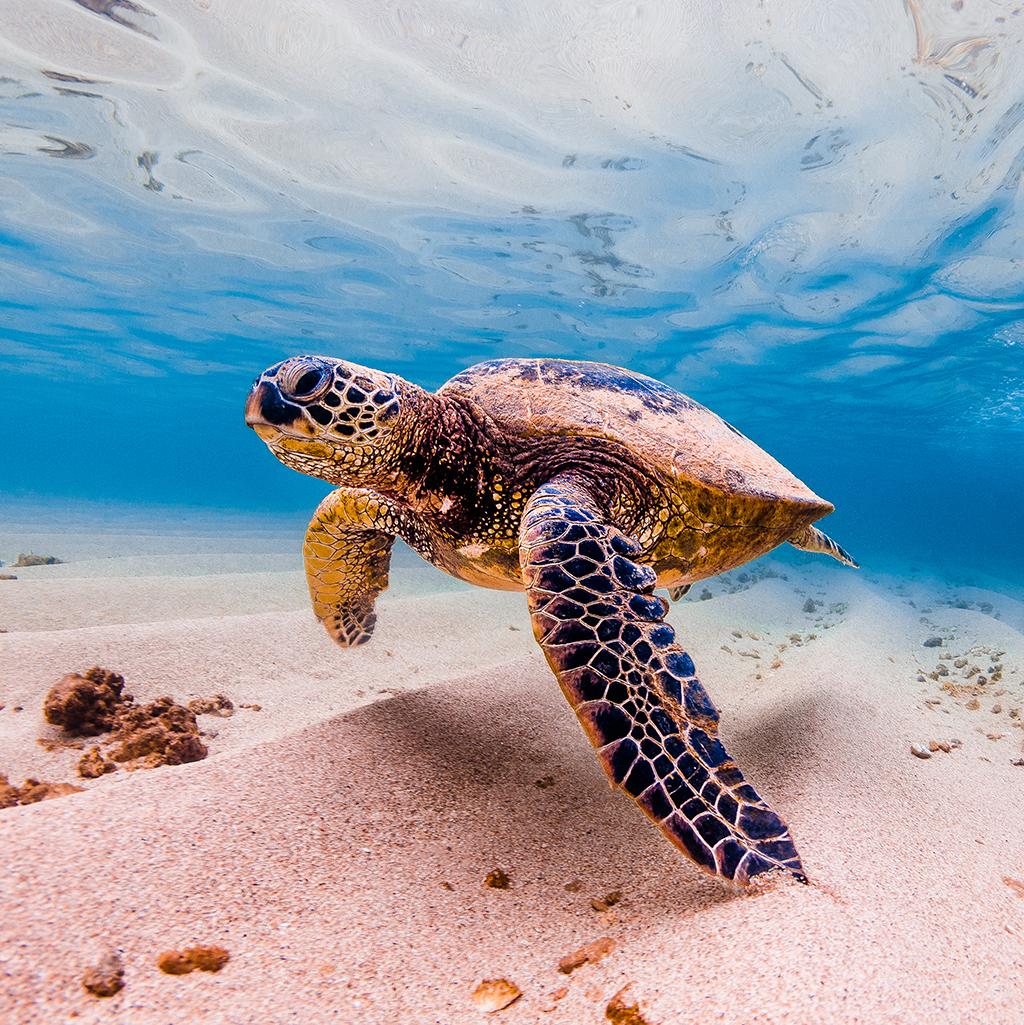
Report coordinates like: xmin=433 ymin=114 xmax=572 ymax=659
xmin=440 ymin=358 xmax=831 ymax=511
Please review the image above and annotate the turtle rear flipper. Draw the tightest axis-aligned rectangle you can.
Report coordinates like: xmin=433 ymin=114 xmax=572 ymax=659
xmin=304 ymin=488 xmax=401 ymax=647
xmin=520 ymin=475 xmax=805 ymax=886
xmin=788 ymin=525 xmax=859 ymax=568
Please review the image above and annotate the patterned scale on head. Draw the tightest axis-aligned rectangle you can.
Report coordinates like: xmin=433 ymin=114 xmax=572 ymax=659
xmin=246 ymin=354 xmax=859 ymax=887
xmin=245 ymin=357 xmax=410 ymax=481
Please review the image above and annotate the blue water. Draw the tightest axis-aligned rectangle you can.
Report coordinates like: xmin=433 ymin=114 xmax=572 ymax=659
xmin=1 ymin=2 xmax=1022 ymax=585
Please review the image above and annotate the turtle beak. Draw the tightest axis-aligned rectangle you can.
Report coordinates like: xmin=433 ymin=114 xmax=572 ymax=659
xmin=245 ymin=379 xmax=304 ymax=437
xmin=244 ymin=385 xmax=265 ymax=428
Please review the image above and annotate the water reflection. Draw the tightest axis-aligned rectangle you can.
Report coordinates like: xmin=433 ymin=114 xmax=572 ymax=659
xmin=0 ymin=1 xmax=1022 ymax=575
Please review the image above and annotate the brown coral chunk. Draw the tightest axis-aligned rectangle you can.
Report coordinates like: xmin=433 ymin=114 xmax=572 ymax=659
xmin=0 ymin=773 xmax=84 ymax=808
xmin=78 ymin=746 xmax=116 ymax=779
xmin=82 ymin=951 xmax=125 ymax=997
xmin=108 ymin=698 xmax=207 ymax=768
xmin=42 ymin=668 xmax=210 ymax=776
xmin=44 ymin=667 xmax=128 ymax=735
xmin=17 ymin=779 xmax=85 ymax=804
xmin=157 ymin=946 xmax=230 ymax=975
xmin=187 ymin=694 xmax=234 ymax=718
xmin=0 ymin=774 xmax=19 ymax=809
xmin=557 ymin=936 xmax=616 ymax=974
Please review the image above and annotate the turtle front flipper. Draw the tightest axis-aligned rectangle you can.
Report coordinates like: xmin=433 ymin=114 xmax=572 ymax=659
xmin=304 ymin=488 xmax=402 ymax=647
xmin=519 ymin=475 xmax=805 ymax=886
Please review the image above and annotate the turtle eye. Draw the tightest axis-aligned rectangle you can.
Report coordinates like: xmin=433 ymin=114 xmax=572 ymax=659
xmin=294 ymin=369 xmax=325 ymax=396
xmin=282 ymin=359 xmax=330 ymax=402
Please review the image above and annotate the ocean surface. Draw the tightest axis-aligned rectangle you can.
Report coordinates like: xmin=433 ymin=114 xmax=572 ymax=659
xmin=1 ymin=1 xmax=1022 ymax=586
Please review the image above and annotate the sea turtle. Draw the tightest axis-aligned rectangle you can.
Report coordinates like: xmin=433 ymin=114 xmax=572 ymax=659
xmin=245 ymin=356 xmax=857 ymax=886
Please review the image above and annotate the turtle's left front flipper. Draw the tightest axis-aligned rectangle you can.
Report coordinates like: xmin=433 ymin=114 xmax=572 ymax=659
xmin=520 ymin=475 xmax=805 ymax=886
xmin=304 ymin=488 xmax=402 ymax=647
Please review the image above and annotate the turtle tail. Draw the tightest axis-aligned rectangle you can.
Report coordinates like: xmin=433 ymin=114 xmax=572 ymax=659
xmin=788 ymin=525 xmax=859 ymax=568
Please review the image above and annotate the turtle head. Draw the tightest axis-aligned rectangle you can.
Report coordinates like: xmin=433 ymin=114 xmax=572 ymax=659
xmin=245 ymin=355 xmax=411 ymax=485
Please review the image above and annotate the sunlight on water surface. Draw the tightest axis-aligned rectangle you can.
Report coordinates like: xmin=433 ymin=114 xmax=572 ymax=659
xmin=1 ymin=0 xmax=1022 ymax=582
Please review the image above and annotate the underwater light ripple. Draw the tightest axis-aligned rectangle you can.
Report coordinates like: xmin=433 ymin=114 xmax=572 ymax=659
xmin=0 ymin=0 xmax=1022 ymax=579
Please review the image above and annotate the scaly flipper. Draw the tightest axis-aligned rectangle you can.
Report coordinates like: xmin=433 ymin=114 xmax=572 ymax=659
xmin=304 ymin=488 xmax=402 ymax=646
xmin=520 ymin=475 xmax=805 ymax=885
xmin=788 ymin=525 xmax=859 ymax=568
xmin=667 ymin=584 xmax=690 ymax=602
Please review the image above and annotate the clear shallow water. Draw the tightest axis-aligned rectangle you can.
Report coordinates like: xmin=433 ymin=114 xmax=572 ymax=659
xmin=1 ymin=1 xmax=1022 ymax=584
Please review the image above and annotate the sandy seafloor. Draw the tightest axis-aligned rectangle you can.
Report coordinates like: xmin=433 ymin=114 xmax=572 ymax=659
xmin=0 ymin=509 xmax=1022 ymax=1025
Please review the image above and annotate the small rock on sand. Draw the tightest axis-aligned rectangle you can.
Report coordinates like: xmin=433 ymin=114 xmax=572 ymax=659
xmin=484 ymin=868 xmax=511 ymax=890
xmin=157 ymin=946 xmax=229 ymax=975
xmin=606 ymin=986 xmax=651 ymax=1025
xmin=156 ymin=950 xmax=195 ymax=976
xmin=590 ymin=890 xmax=622 ymax=913
xmin=923 ymin=636 xmax=943 ymax=648
xmin=471 ymin=978 xmax=522 ymax=1013
xmin=557 ymin=936 xmax=615 ymax=974
xmin=910 ymin=743 xmax=932 ymax=759
xmin=81 ymin=950 xmax=125 ymax=998
xmin=13 ymin=553 xmax=63 ymax=567
xmin=1004 ymin=877 xmax=1024 ymax=898
xmin=546 ymin=985 xmax=569 ymax=1007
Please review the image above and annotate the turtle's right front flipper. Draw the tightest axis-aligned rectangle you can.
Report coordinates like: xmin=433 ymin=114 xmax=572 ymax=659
xmin=304 ymin=488 xmax=401 ymax=647
xmin=520 ymin=475 xmax=805 ymax=886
